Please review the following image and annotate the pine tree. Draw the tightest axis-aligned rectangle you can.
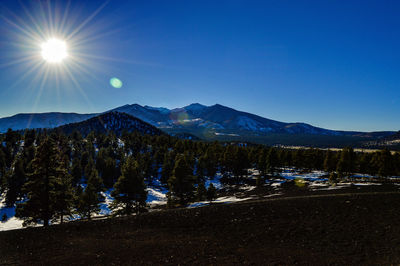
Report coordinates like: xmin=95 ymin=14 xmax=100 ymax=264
xmin=84 ymin=157 xmax=95 ymax=179
xmin=53 ymin=155 xmax=75 ymax=224
xmin=5 ymin=155 xmax=26 ymax=207
xmin=329 ymin=172 xmax=338 ymax=184
xmin=372 ymin=149 xmax=395 ymax=179
xmin=111 ymin=156 xmax=147 ymax=215
xmin=232 ymin=147 xmax=249 ymax=183
xmin=323 ymin=150 xmax=337 ymax=172
xmin=15 ymin=137 xmax=60 ymax=227
xmin=168 ymin=154 xmax=196 ymax=206
xmin=257 ymin=148 xmax=268 ymax=177
xmin=139 ymin=152 xmax=153 ymax=185
xmin=161 ymin=152 xmax=174 ymax=185
xmin=266 ymin=148 xmax=279 ymax=177
xmin=71 ymin=157 xmax=83 ymax=185
xmin=0 ymin=148 xmax=6 ymax=194
xmin=76 ymin=169 xmax=104 ymax=220
xmin=103 ymin=157 xmax=118 ymax=188
xmin=196 ymin=182 xmax=207 ymax=201
xmin=207 ymin=183 xmax=217 ymax=203
xmin=336 ymin=147 xmax=355 ymax=178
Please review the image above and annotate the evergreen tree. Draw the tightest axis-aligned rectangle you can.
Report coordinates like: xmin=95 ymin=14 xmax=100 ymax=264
xmin=196 ymin=182 xmax=207 ymax=201
xmin=15 ymin=137 xmax=60 ymax=226
xmin=103 ymin=157 xmax=118 ymax=188
xmin=168 ymin=154 xmax=196 ymax=206
xmin=323 ymin=150 xmax=337 ymax=172
xmin=372 ymin=149 xmax=395 ymax=178
xmin=71 ymin=157 xmax=83 ymax=185
xmin=336 ymin=147 xmax=355 ymax=178
xmin=139 ymin=152 xmax=153 ymax=184
xmin=232 ymin=147 xmax=249 ymax=183
xmin=53 ymin=155 xmax=75 ymax=224
xmin=5 ymin=155 xmax=26 ymax=206
xmin=111 ymin=157 xmax=147 ymax=215
xmin=0 ymin=148 xmax=6 ymax=194
xmin=329 ymin=172 xmax=338 ymax=184
xmin=161 ymin=152 xmax=174 ymax=185
xmin=266 ymin=148 xmax=279 ymax=177
xmin=84 ymin=157 xmax=95 ymax=179
xmin=357 ymin=153 xmax=372 ymax=175
xmin=257 ymin=148 xmax=268 ymax=177
xmin=76 ymin=169 xmax=104 ymax=220
xmin=207 ymin=183 xmax=217 ymax=203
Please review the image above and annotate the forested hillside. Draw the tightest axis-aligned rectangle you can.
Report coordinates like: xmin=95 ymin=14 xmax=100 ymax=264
xmin=0 ymin=125 xmax=400 ymax=227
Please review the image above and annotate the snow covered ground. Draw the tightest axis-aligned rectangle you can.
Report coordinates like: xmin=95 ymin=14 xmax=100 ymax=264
xmin=0 ymin=197 xmax=24 ymax=231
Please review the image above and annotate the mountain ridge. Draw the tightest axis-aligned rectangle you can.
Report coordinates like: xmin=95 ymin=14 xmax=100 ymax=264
xmin=0 ymin=103 xmax=396 ymax=142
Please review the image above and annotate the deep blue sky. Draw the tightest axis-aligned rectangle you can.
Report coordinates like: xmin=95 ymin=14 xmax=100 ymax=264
xmin=0 ymin=0 xmax=399 ymax=132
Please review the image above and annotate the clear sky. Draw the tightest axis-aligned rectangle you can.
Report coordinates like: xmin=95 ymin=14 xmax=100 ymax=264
xmin=0 ymin=0 xmax=399 ymax=132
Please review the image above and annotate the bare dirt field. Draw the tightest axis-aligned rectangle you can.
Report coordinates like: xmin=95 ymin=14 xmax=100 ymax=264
xmin=1 ymin=184 xmax=400 ymax=265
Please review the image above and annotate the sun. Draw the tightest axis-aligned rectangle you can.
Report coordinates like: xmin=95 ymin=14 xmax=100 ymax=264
xmin=41 ymin=38 xmax=68 ymax=63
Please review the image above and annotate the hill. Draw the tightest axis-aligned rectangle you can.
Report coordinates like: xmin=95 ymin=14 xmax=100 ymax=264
xmin=54 ymin=112 xmax=164 ymax=136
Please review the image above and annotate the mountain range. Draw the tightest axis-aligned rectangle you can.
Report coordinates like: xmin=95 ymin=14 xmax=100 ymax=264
xmin=0 ymin=103 xmax=397 ymax=147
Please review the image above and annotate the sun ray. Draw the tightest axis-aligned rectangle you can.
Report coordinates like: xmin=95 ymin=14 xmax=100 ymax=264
xmin=2 ymin=16 xmax=42 ymax=43
xmin=66 ymin=58 xmax=103 ymax=83
xmin=72 ymin=52 xmax=161 ymax=67
xmin=20 ymin=2 xmax=48 ymax=41
xmin=70 ymin=27 xmax=123 ymax=47
xmin=46 ymin=0 xmax=55 ymax=36
xmin=59 ymin=0 xmax=71 ymax=35
xmin=37 ymin=0 xmax=51 ymax=37
xmin=3 ymin=60 xmax=45 ymax=91
xmin=27 ymin=64 xmax=50 ymax=128
xmin=0 ymin=55 xmax=39 ymax=68
xmin=66 ymin=1 xmax=109 ymax=40
xmin=63 ymin=64 xmax=94 ymax=110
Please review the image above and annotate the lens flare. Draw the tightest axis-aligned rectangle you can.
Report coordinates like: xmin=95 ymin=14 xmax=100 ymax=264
xmin=41 ymin=38 xmax=68 ymax=63
xmin=110 ymin=77 xmax=123 ymax=88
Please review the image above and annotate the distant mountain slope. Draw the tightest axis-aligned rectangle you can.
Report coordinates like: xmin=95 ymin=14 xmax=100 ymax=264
xmin=0 ymin=103 xmax=395 ymax=147
xmin=111 ymin=104 xmax=171 ymax=126
xmin=112 ymin=103 xmax=394 ymax=138
xmin=363 ymin=131 xmax=400 ymax=148
xmin=54 ymin=112 xmax=164 ymax=136
xmin=0 ymin=112 xmax=96 ymax=133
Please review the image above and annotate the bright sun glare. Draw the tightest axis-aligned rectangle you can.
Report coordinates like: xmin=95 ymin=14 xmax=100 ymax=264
xmin=41 ymin=38 xmax=67 ymax=63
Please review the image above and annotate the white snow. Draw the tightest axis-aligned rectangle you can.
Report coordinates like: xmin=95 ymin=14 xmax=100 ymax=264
xmin=236 ymin=116 xmax=261 ymax=131
xmin=147 ymin=187 xmax=167 ymax=206
xmin=214 ymin=132 xmax=240 ymax=137
xmin=0 ymin=196 xmax=24 ymax=231
xmin=280 ymin=168 xmax=328 ymax=181
xmin=0 ymin=217 xmax=24 ymax=231
xmin=187 ymin=196 xmax=254 ymax=208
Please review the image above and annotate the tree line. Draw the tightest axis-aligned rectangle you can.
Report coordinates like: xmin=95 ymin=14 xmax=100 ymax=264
xmin=0 ymin=128 xmax=399 ymax=226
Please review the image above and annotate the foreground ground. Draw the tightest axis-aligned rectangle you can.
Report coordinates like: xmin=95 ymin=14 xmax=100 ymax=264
xmin=1 ymin=185 xmax=400 ymax=265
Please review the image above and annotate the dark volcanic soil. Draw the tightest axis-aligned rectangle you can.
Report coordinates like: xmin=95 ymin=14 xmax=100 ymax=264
xmin=1 ymin=187 xmax=400 ymax=265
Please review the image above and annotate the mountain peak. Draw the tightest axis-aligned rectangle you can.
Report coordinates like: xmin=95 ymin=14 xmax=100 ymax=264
xmin=184 ymin=103 xmax=207 ymax=112
xmin=185 ymin=103 xmax=207 ymax=108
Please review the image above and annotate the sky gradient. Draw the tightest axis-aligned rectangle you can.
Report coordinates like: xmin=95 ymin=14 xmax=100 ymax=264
xmin=0 ymin=0 xmax=399 ymax=132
